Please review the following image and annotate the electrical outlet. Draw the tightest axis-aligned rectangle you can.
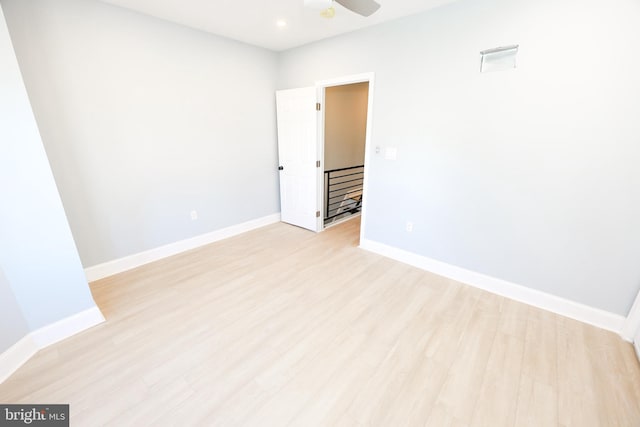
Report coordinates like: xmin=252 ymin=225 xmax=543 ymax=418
xmin=190 ymin=210 xmax=198 ymax=221
xmin=406 ymin=221 xmax=413 ymax=232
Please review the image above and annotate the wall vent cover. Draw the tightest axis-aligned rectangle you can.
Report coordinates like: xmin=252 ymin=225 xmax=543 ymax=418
xmin=480 ymin=45 xmax=519 ymax=73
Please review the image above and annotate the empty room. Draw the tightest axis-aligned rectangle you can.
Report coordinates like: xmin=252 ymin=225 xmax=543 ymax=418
xmin=1 ymin=0 xmax=640 ymax=425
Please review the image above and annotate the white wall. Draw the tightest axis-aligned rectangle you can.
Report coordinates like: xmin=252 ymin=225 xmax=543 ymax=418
xmin=279 ymin=0 xmax=640 ymax=316
xmin=0 ymin=4 xmax=99 ymax=343
xmin=2 ymin=0 xmax=280 ymax=268
xmin=324 ymin=82 xmax=368 ymax=171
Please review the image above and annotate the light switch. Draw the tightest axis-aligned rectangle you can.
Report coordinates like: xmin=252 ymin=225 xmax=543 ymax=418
xmin=384 ymin=147 xmax=397 ymax=160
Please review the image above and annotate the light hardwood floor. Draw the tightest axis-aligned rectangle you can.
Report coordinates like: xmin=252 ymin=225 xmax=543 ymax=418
xmin=1 ymin=218 xmax=640 ymax=426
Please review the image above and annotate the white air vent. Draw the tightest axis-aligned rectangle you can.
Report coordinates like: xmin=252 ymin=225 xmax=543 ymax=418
xmin=480 ymin=45 xmax=519 ymax=73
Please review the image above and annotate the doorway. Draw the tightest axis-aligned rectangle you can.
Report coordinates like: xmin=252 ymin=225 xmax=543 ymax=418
xmin=275 ymin=73 xmax=374 ymax=243
xmin=322 ymin=82 xmax=369 ymax=228
xmin=318 ymin=73 xmax=374 ymax=245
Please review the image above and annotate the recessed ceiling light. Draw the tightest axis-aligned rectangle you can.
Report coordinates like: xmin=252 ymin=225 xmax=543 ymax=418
xmin=276 ymin=19 xmax=287 ymax=28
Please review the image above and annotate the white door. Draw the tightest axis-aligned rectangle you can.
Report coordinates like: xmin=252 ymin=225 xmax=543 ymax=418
xmin=276 ymin=87 xmax=319 ymax=231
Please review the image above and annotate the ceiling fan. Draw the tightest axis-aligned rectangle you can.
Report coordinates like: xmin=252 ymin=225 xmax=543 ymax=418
xmin=304 ymin=0 xmax=381 ymax=18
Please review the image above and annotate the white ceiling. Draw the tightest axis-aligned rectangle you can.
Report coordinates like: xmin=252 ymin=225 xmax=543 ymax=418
xmin=98 ymin=0 xmax=457 ymax=51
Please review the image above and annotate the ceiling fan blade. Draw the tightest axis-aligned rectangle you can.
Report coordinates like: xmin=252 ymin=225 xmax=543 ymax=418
xmin=335 ymin=0 xmax=381 ymax=17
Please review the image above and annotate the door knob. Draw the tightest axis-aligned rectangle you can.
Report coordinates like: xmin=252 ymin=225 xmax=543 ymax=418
xmin=278 ymin=166 xmax=284 ymax=170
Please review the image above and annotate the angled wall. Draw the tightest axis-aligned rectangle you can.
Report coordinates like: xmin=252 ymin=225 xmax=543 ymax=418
xmin=0 ymin=4 xmax=100 ymax=354
xmin=0 ymin=268 xmax=28 ymax=354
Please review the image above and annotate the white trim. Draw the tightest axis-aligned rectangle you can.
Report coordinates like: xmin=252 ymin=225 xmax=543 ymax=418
xmin=360 ymin=238 xmax=626 ymax=336
xmin=31 ymin=306 xmax=105 ymax=348
xmin=314 ymin=72 xmax=375 ymax=241
xmin=316 ymin=73 xmax=375 ymax=87
xmin=622 ymin=289 xmax=640 ymax=342
xmin=85 ymin=213 xmax=281 ymax=282
xmin=0 ymin=335 xmax=38 ymax=384
xmin=315 ymin=85 xmax=326 ymax=232
xmin=0 ymin=306 xmax=105 ymax=383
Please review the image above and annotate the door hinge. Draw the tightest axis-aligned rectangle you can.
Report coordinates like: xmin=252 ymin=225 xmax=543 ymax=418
xmin=316 ymin=211 xmax=320 ymax=218
xmin=316 ymin=102 xmax=321 ymax=111
xmin=316 ymin=160 xmax=321 ymax=168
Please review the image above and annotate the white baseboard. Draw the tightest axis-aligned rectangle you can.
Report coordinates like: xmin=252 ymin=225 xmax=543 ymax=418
xmin=85 ymin=213 xmax=281 ymax=282
xmin=0 ymin=335 xmax=38 ymax=384
xmin=621 ymin=290 xmax=640 ymax=343
xmin=0 ymin=306 xmax=105 ymax=384
xmin=360 ymin=238 xmax=626 ymax=337
xmin=31 ymin=306 xmax=105 ymax=348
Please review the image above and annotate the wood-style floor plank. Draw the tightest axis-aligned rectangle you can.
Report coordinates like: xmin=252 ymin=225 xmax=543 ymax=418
xmin=1 ymin=217 xmax=639 ymax=426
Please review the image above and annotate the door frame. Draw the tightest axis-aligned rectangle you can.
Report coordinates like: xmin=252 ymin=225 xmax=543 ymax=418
xmin=315 ymin=72 xmax=375 ymax=241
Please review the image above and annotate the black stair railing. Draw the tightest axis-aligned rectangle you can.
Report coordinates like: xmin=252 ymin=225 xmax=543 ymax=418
xmin=324 ymin=165 xmax=364 ymax=223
